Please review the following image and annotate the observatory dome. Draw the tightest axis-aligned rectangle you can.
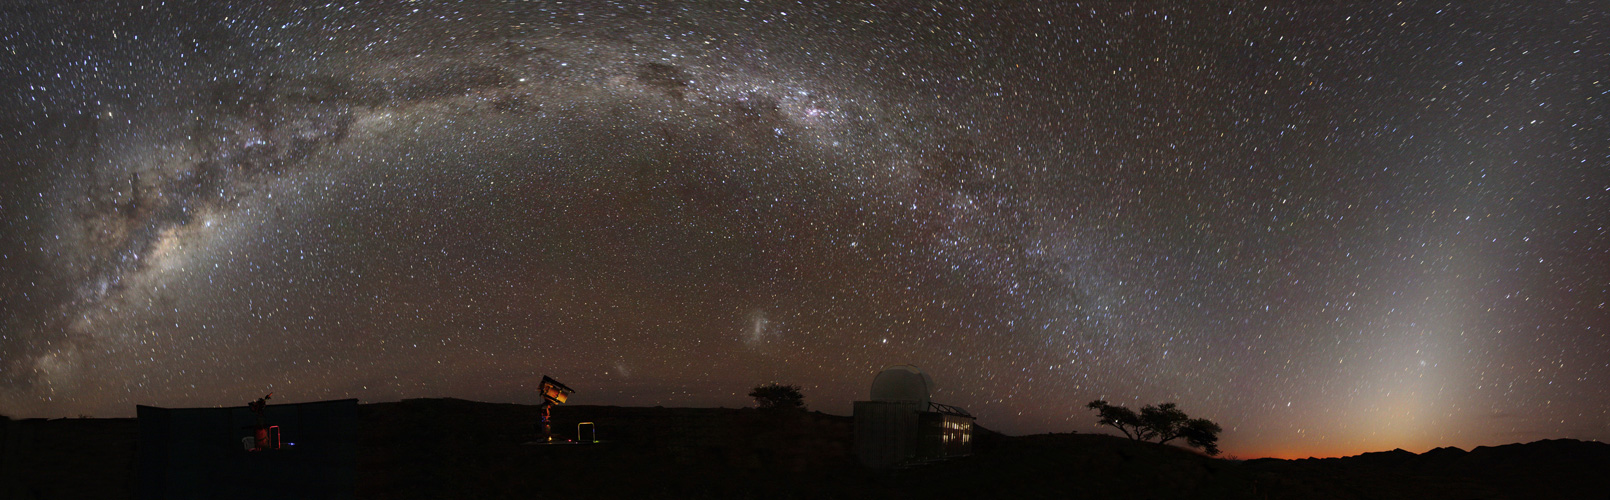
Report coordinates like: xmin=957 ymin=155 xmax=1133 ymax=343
xmin=870 ymin=365 xmax=932 ymax=409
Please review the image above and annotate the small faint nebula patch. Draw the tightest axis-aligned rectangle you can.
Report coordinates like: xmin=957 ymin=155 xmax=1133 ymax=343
xmin=743 ymin=309 xmax=773 ymax=347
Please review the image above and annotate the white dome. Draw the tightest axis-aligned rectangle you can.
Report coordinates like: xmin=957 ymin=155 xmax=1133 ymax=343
xmin=870 ymin=365 xmax=932 ymax=408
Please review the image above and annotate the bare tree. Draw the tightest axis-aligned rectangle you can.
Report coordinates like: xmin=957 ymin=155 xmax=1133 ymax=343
xmin=1086 ymin=400 xmax=1145 ymax=440
xmin=1086 ymin=400 xmax=1222 ymax=456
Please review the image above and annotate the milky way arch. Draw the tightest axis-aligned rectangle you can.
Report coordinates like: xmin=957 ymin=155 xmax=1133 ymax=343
xmin=4 ymin=1 xmax=1605 ymax=457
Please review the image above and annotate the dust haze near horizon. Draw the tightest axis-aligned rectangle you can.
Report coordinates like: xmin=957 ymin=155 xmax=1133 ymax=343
xmin=2 ymin=1 xmax=1606 ymax=458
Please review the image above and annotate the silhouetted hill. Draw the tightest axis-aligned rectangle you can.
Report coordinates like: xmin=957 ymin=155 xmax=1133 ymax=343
xmin=0 ymin=414 xmax=138 ymax=499
xmin=2 ymin=401 xmax=1607 ymax=499
xmin=1243 ymin=438 xmax=1610 ymax=499
xmin=357 ymin=398 xmax=871 ymax=498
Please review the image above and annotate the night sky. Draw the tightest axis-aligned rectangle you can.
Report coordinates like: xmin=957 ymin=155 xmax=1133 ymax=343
xmin=2 ymin=1 xmax=1606 ymax=458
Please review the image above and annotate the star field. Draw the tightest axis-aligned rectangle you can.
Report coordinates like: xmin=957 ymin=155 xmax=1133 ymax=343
xmin=2 ymin=1 xmax=1606 ymax=458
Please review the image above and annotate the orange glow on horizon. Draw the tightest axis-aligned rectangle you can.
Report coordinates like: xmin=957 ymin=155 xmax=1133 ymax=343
xmin=1241 ymin=448 xmax=1361 ymax=460
xmin=1235 ymin=438 xmax=1542 ymax=460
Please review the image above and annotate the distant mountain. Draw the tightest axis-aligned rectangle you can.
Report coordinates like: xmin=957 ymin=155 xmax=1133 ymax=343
xmin=1243 ymin=438 xmax=1610 ymax=499
xmin=3 ymin=401 xmax=1606 ymax=499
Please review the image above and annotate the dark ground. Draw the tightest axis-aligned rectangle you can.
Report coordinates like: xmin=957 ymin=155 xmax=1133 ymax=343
xmin=3 ymin=398 xmax=1607 ymax=499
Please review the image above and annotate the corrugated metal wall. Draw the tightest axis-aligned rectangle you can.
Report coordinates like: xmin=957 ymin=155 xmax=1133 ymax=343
xmin=853 ymin=401 xmax=920 ymax=468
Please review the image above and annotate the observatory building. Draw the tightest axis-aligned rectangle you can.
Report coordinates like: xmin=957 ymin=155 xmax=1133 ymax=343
xmin=853 ymin=365 xmax=975 ymax=468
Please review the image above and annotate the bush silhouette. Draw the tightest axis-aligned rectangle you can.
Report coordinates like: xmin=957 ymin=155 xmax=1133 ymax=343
xmin=750 ymin=383 xmax=806 ymax=410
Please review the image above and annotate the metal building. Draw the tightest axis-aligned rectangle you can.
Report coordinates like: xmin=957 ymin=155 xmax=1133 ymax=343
xmin=853 ymin=365 xmax=975 ymax=468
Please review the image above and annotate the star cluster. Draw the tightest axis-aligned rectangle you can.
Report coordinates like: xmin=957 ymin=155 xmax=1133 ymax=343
xmin=2 ymin=1 xmax=1606 ymax=457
